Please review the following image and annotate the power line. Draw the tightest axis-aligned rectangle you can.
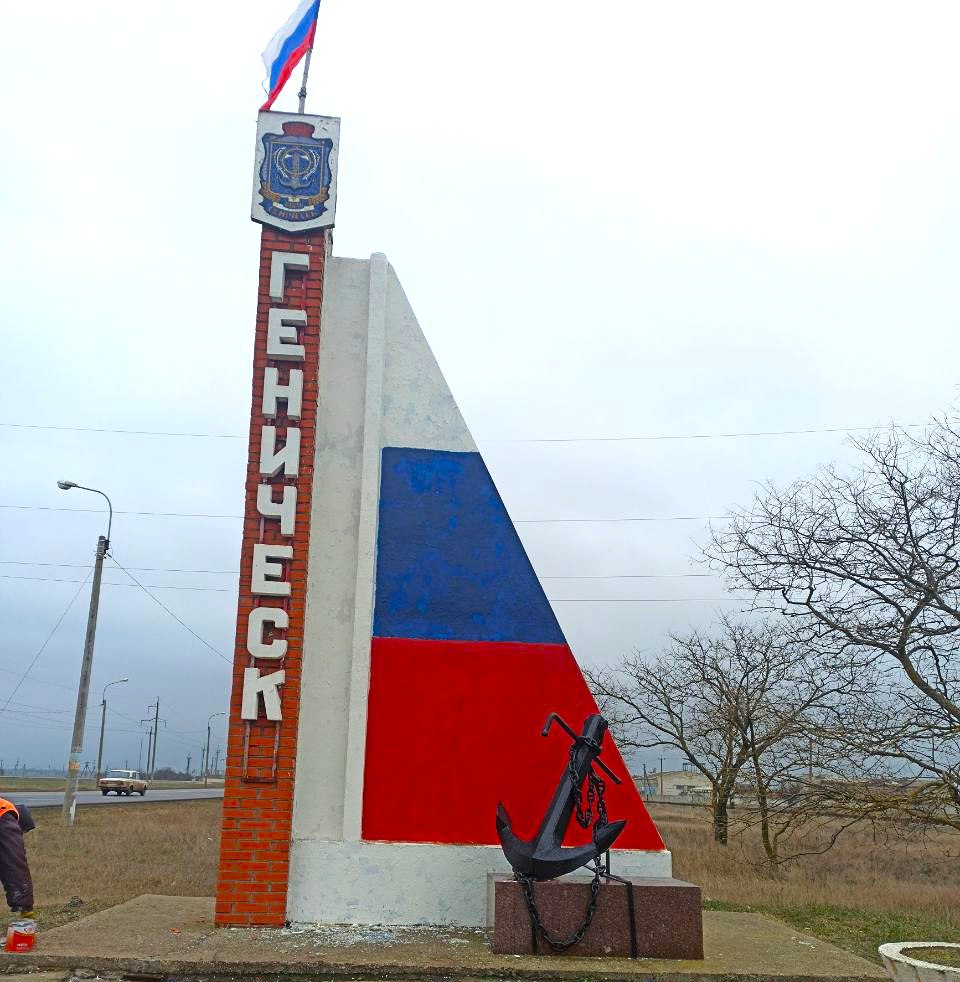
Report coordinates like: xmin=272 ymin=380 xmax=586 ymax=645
xmin=1 ymin=503 xmax=722 ymax=523
xmin=0 ymin=574 xmax=234 ymax=593
xmin=0 ymin=560 xmax=719 ymax=580
xmin=0 ymin=420 xmax=920 ymax=443
xmin=517 ymin=516 xmax=723 ymax=523
xmin=160 ymin=702 xmax=212 ymax=739
xmin=2 ymin=699 xmax=73 ymax=714
xmin=0 ymin=422 xmax=243 ymax=439
xmin=0 ymin=701 xmax=200 ymax=746
xmin=107 ymin=558 xmax=233 ymax=666
xmin=0 ymin=664 xmax=74 ymax=692
xmin=483 ymin=423 xmax=920 ymax=443
xmin=541 ymin=573 xmax=714 ymax=579
xmin=0 ymin=569 xmax=92 ymax=720
xmin=107 ymin=706 xmax=205 ymax=749
xmin=7 ymin=573 xmax=750 ymax=599
xmin=0 ymin=714 xmax=144 ymax=737
xmin=0 ymin=505 xmax=242 ymax=520
xmin=548 ymin=598 xmax=747 ymax=603
xmin=0 ymin=561 xmax=239 ymax=575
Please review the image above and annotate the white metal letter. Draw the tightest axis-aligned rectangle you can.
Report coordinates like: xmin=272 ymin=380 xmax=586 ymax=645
xmin=259 ymin=425 xmax=300 ymax=478
xmin=246 ymin=606 xmax=289 ymax=659
xmin=262 ymin=367 xmax=303 ymax=420
xmin=251 ymin=543 xmax=292 ymax=597
xmin=256 ymin=484 xmax=297 ymax=536
xmin=267 ymin=308 xmax=306 ymax=362
xmin=241 ymin=667 xmax=286 ymax=720
xmin=269 ymin=251 xmax=310 ymax=301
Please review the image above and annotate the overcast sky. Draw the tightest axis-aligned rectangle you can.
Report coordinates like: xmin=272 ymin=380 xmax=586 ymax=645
xmin=3 ymin=1 xmax=960 ymax=771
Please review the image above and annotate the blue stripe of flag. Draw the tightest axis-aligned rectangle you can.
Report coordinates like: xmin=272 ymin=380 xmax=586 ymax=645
xmin=268 ymin=0 xmax=321 ymax=92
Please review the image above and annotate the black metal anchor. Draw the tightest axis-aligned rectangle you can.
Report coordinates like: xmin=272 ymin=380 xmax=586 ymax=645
xmin=496 ymin=712 xmax=628 ymax=880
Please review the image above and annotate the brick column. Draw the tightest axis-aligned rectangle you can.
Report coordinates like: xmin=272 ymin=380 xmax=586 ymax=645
xmin=215 ymin=226 xmax=326 ymax=927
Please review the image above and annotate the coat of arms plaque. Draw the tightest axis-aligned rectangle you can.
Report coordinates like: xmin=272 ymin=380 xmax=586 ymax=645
xmin=252 ymin=111 xmax=340 ymax=233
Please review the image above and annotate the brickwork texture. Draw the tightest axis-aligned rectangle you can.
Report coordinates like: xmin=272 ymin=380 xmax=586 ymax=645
xmin=215 ymin=226 xmax=327 ymax=927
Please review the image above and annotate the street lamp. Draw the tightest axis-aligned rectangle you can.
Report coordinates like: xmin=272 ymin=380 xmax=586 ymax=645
xmin=95 ymin=677 xmax=129 ymax=782
xmin=57 ymin=480 xmax=114 ymax=827
xmin=204 ymin=712 xmax=225 ymax=786
xmin=57 ymin=481 xmax=113 ymax=550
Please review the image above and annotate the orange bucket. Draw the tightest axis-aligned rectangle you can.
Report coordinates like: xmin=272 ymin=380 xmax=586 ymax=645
xmin=5 ymin=919 xmax=36 ymax=953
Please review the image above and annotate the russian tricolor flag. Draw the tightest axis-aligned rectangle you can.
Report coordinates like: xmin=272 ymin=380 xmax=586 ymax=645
xmin=260 ymin=0 xmax=321 ymax=111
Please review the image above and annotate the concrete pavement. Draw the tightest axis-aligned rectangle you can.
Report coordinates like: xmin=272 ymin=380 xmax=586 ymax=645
xmin=0 ymin=894 xmax=887 ymax=981
xmin=0 ymin=787 xmax=223 ymax=808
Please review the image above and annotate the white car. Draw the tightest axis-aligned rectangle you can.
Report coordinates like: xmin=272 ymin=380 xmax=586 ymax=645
xmin=98 ymin=769 xmax=148 ymax=796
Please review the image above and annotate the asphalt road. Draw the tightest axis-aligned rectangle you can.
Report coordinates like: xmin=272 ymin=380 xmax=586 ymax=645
xmin=0 ymin=788 xmax=224 ymax=808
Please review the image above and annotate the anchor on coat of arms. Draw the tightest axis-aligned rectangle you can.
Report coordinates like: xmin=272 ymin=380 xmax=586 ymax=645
xmin=258 ymin=120 xmax=333 ymax=224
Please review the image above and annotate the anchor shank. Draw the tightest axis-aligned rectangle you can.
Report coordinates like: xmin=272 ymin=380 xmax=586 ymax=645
xmin=530 ymin=714 xmax=608 ymax=855
xmin=496 ymin=711 xmax=627 ymax=881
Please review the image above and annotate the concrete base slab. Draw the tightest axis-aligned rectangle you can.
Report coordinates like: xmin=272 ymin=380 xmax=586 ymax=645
xmin=0 ymin=894 xmax=886 ymax=981
xmin=0 ymin=973 xmax=67 ymax=982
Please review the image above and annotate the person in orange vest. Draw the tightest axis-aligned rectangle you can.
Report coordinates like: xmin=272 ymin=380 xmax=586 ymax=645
xmin=0 ymin=800 xmax=34 ymax=918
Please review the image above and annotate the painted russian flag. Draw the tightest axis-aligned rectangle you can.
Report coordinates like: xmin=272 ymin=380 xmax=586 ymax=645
xmin=260 ymin=0 xmax=321 ymax=111
xmin=348 ymin=261 xmax=665 ymax=854
xmin=363 ymin=447 xmax=665 ymax=851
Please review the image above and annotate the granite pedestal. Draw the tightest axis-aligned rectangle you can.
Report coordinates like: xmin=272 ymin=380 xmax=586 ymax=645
xmin=489 ymin=874 xmax=704 ymax=958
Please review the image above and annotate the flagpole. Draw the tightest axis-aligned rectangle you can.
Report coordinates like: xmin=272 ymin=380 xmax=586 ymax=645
xmin=297 ymin=47 xmax=313 ymax=114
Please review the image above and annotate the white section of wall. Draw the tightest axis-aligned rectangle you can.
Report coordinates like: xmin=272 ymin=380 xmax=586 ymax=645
xmin=381 ymin=267 xmax=476 ymax=453
xmin=341 ymin=254 xmax=388 ymax=840
xmin=287 ymin=840 xmax=672 ymax=926
xmin=291 ymin=257 xmax=370 ymax=843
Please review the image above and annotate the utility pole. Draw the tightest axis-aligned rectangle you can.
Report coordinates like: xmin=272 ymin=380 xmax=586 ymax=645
xmin=57 ymin=480 xmax=113 ymax=827
xmin=205 ymin=712 xmax=225 ymax=787
xmin=62 ymin=533 xmax=107 ymax=826
xmin=659 ymin=756 xmax=665 ymax=795
xmin=214 ymin=747 xmax=221 ymax=776
xmin=148 ymin=699 xmax=160 ymax=779
xmin=140 ymin=718 xmax=153 ymax=774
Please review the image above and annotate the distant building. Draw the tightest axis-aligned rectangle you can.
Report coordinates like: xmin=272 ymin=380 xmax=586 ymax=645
xmin=634 ymin=768 xmax=713 ymax=799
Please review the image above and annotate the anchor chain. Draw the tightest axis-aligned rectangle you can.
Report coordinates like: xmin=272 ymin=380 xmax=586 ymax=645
xmin=515 ymin=861 xmax=603 ymax=952
xmin=569 ymin=746 xmax=609 ymax=838
xmin=516 ymin=758 xmax=610 ymax=952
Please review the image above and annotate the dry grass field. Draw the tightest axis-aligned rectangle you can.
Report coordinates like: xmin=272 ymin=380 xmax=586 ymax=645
xmin=653 ymin=803 xmax=960 ymax=962
xmin=25 ymin=801 xmax=220 ymax=930
xmin=17 ymin=800 xmax=960 ymax=963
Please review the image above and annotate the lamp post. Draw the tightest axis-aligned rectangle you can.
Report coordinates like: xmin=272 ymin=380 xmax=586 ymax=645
xmin=57 ymin=480 xmax=113 ymax=827
xmin=204 ymin=712 xmax=225 ymax=787
xmin=95 ymin=677 xmax=128 ymax=782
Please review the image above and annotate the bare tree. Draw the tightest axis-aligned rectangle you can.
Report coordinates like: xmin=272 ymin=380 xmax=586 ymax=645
xmin=586 ymin=617 xmax=843 ymax=846
xmin=733 ymin=714 xmax=876 ymax=867
xmin=707 ymin=418 xmax=960 ymax=831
